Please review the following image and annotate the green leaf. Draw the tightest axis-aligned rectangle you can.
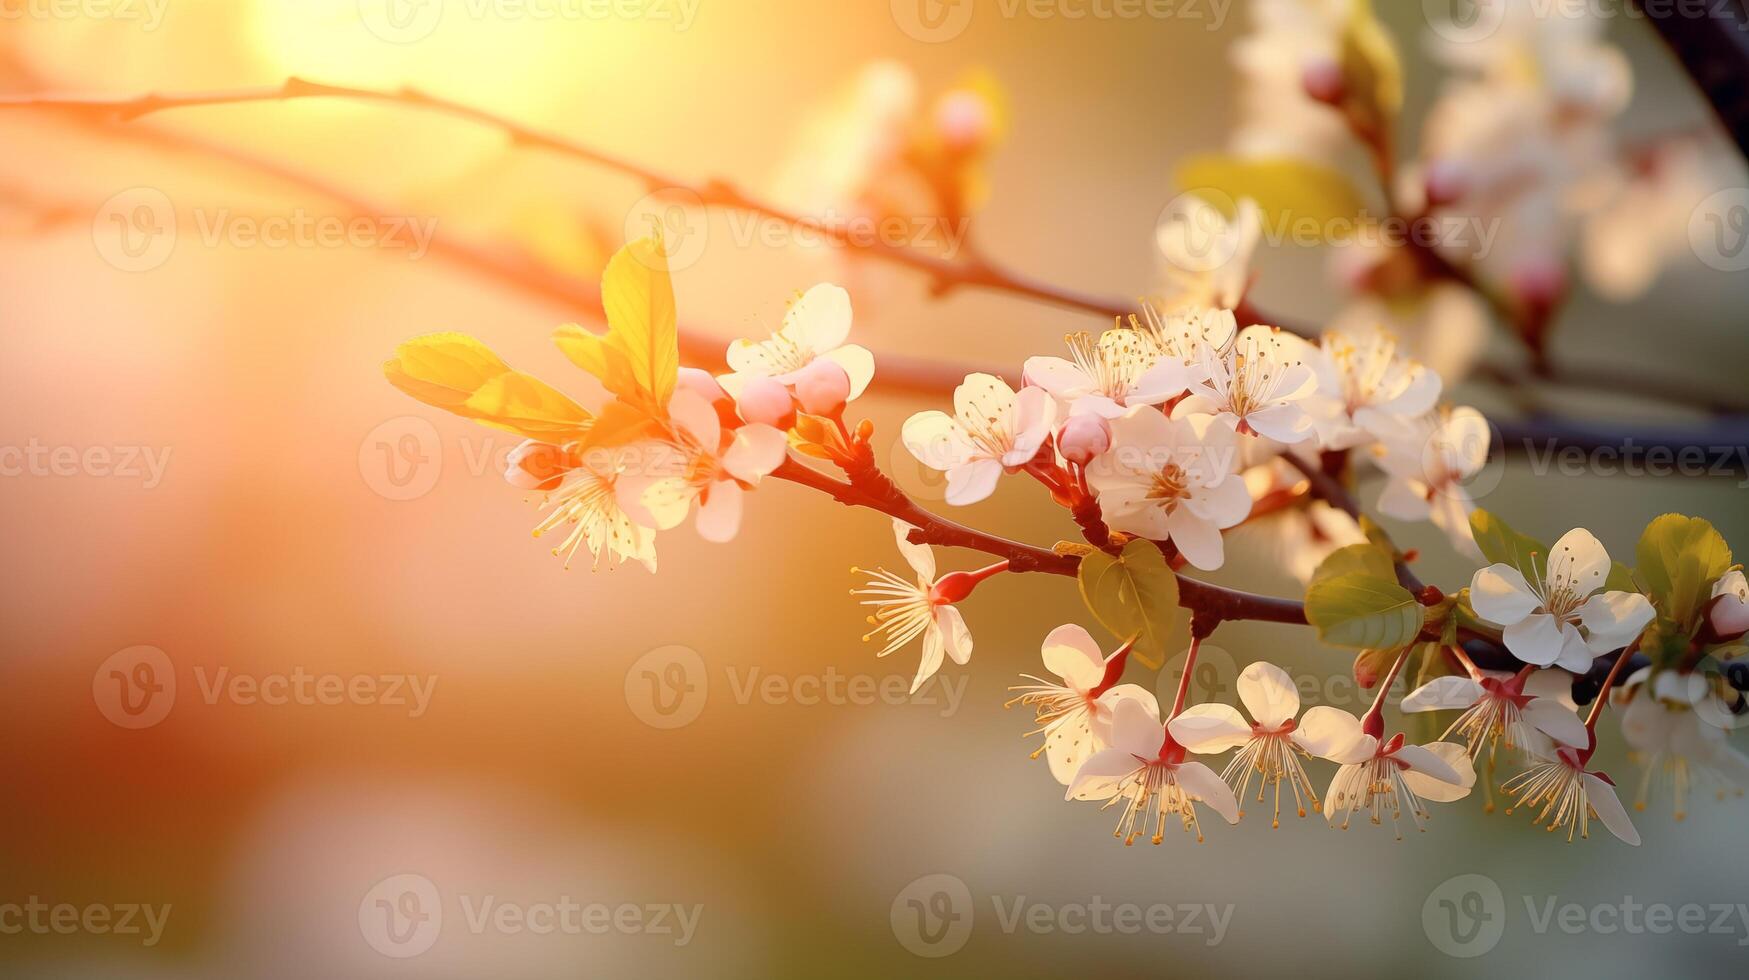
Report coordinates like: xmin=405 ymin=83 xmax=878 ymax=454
xmin=1175 ymin=155 xmax=1367 ymax=229
xmin=1306 ymin=572 xmax=1424 ymax=650
xmin=1310 ymin=542 xmax=1398 ymax=590
xmin=1077 ymin=539 xmax=1181 ymax=670
xmin=1469 ymin=510 xmax=1548 ymax=586
xmin=1637 ymin=514 xmax=1732 ymax=629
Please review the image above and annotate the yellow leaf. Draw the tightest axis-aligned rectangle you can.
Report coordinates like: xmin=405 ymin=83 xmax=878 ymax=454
xmin=600 ymin=235 xmax=679 ymax=409
xmin=1177 ymin=155 xmax=1368 ymax=229
xmin=382 ymin=333 xmax=510 ymax=417
xmin=1341 ymin=0 xmax=1404 ymax=123
xmin=578 ymin=398 xmax=660 ymax=450
xmin=553 ymin=323 xmax=639 ymax=400
xmin=462 ymin=371 xmax=591 ymax=443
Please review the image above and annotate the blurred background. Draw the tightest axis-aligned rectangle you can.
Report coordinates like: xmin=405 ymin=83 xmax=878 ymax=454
xmin=2 ymin=0 xmax=1747 ymax=976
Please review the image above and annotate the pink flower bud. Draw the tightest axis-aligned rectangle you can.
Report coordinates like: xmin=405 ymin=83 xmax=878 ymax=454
xmin=793 ymin=359 xmax=852 ymax=416
xmin=1057 ymin=413 xmax=1111 ymax=465
xmin=1709 ymin=573 xmax=1749 ymax=640
xmin=737 ymin=375 xmax=796 ymax=429
xmin=504 ymin=440 xmax=572 ymax=491
xmin=934 ymin=91 xmax=993 ymax=153
xmin=1507 ymin=255 xmax=1569 ymax=311
xmin=1301 ymin=57 xmax=1345 ymax=105
xmin=678 ymin=367 xmax=729 ymax=406
xmin=1423 ymin=159 xmax=1470 ymax=208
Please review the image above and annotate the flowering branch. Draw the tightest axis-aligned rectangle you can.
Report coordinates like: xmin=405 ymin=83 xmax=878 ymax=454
xmin=5 ymin=79 xmax=1747 ymax=421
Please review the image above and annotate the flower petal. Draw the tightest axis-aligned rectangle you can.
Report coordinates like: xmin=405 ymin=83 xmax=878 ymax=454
xmin=1503 ymin=612 xmax=1565 ymax=667
xmin=820 ymin=344 xmax=875 ymax=400
xmin=1470 ymin=564 xmax=1541 ymax=626
xmin=891 ymin=518 xmax=934 ymax=580
xmin=1167 ymin=507 xmax=1226 ymax=571
xmin=694 ymin=482 xmax=743 ymax=543
xmin=1244 ymin=403 xmax=1314 ymax=444
xmin=1236 ymin=661 xmax=1299 ymax=729
xmin=1582 ymin=772 xmax=1640 ymax=845
xmin=1548 ymin=527 xmax=1612 ymax=595
xmin=1109 ymin=694 xmax=1165 ymax=759
xmin=668 ymin=388 xmax=721 ymax=450
xmin=935 ymin=604 xmax=973 ymax=666
xmin=1577 ymin=591 xmax=1654 ymax=652
xmin=1401 ymin=676 xmax=1485 ymax=713
xmin=1066 ymin=747 xmax=1138 ymax=801
xmin=722 ymin=424 xmax=788 ymax=482
xmin=1293 ymin=706 xmax=1372 ymax=763
xmin=1022 ymin=356 xmax=1091 ymax=399
xmin=945 ymin=458 xmax=1003 ymax=505
xmin=783 ymin=283 xmax=852 ymax=353
xmin=1399 ymin=742 xmax=1475 ymax=803
xmin=902 ymin=411 xmax=975 ymax=470
xmin=953 ymin=373 xmax=1017 ymax=428
xmin=1176 ymin=760 xmax=1241 ymax=824
xmin=910 ymin=625 xmax=945 ymax=695
xmin=1040 ymin=624 xmax=1106 ymax=691
xmin=1166 ymin=702 xmax=1252 ymax=754
xmin=1522 ymin=697 xmax=1588 ymax=749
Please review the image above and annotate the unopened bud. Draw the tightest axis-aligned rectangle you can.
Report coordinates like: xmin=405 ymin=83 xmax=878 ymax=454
xmin=678 ymin=367 xmax=729 ymax=406
xmin=504 ymin=439 xmax=572 ymax=491
xmin=736 ymin=375 xmax=796 ymax=429
xmin=1302 ymin=57 xmax=1345 ymax=105
xmin=1423 ymin=159 xmax=1470 ymax=208
xmin=1508 ymin=255 xmax=1569 ymax=311
xmin=793 ymin=359 xmax=852 ymax=416
xmin=1707 ymin=570 xmax=1749 ymax=641
xmin=935 ymin=90 xmax=994 ymax=153
xmin=1057 ymin=412 xmax=1112 ymax=465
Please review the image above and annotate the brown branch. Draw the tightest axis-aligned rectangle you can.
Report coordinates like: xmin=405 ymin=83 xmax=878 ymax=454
xmin=0 ymin=79 xmax=1132 ymax=321
xmin=772 ymin=458 xmax=1310 ymax=627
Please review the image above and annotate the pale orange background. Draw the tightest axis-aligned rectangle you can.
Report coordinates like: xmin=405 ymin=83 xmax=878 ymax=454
xmin=2 ymin=2 xmax=1747 ymax=977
